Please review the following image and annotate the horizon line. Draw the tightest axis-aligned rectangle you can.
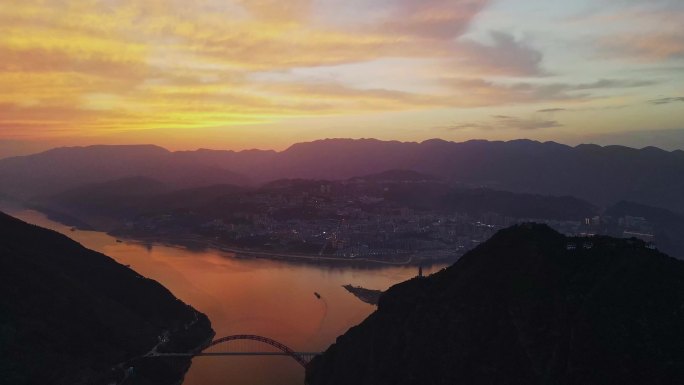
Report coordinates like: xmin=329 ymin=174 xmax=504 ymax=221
xmin=3 ymin=137 xmax=683 ymax=160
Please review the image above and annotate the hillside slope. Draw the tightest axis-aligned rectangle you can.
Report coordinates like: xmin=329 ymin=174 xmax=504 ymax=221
xmin=0 ymin=212 xmax=214 ymax=385
xmin=306 ymin=224 xmax=684 ymax=385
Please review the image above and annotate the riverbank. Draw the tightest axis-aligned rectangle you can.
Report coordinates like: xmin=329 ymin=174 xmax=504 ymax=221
xmin=5 ymin=205 xmax=451 ymax=385
xmin=342 ymin=285 xmax=384 ymax=305
xmin=0 ymin=201 xmax=460 ymax=267
xmin=117 ymin=232 xmax=459 ymax=267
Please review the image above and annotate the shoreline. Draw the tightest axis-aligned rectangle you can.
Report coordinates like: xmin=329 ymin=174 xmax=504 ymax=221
xmin=0 ymin=202 xmax=458 ymax=267
xmin=343 ymin=284 xmax=384 ymax=305
xmin=114 ymin=233 xmax=458 ymax=267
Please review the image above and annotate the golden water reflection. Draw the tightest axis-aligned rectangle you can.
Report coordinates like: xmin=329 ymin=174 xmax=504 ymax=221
xmin=8 ymin=209 xmax=446 ymax=385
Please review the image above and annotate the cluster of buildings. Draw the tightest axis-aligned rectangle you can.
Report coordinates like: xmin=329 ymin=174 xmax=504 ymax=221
xmin=119 ymin=181 xmax=661 ymax=262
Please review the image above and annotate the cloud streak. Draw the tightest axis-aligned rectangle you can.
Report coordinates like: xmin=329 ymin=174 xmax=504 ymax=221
xmin=446 ymin=115 xmax=563 ymax=131
xmin=537 ymin=108 xmax=566 ymax=113
xmin=649 ymin=97 xmax=684 ymax=105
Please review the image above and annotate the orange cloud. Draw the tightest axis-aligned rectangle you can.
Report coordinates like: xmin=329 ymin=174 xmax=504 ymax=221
xmin=0 ymin=0 xmax=675 ymax=146
xmin=0 ymin=0 xmax=497 ymax=139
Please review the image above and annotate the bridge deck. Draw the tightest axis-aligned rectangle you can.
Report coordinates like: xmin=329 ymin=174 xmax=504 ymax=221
xmin=147 ymin=334 xmax=320 ymax=367
xmin=151 ymin=352 xmax=321 ymax=357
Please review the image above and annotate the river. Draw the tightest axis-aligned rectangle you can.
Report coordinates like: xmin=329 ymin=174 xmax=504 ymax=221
xmin=7 ymin=208 xmax=447 ymax=385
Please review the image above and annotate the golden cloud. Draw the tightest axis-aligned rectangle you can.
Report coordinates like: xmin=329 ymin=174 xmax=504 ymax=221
xmin=0 ymin=0 xmax=668 ymax=142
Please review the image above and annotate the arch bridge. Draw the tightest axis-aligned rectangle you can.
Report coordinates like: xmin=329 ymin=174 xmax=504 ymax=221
xmin=149 ymin=334 xmax=320 ymax=368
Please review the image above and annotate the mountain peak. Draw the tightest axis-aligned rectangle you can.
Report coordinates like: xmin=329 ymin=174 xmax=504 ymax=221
xmin=307 ymin=224 xmax=684 ymax=385
xmin=44 ymin=143 xmax=170 ymax=155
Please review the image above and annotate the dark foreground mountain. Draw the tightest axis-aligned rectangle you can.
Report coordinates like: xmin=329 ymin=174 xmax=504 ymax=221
xmin=306 ymin=224 xmax=684 ymax=385
xmin=0 ymin=212 xmax=214 ymax=385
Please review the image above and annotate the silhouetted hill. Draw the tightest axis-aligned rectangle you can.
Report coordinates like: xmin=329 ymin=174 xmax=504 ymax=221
xmin=172 ymin=148 xmax=277 ymax=172
xmin=31 ymin=181 xmax=245 ymax=231
xmin=0 ymin=145 xmax=249 ymax=199
xmin=306 ymin=224 xmax=684 ymax=385
xmin=362 ymin=182 xmax=597 ymax=220
xmin=144 ymin=138 xmax=684 ymax=214
xmin=6 ymin=139 xmax=684 ymax=212
xmin=29 ymin=177 xmax=171 ymax=229
xmin=0 ymin=212 xmax=214 ymax=384
xmin=263 ymin=139 xmax=411 ymax=180
xmin=140 ymin=184 xmax=245 ymax=214
xmin=233 ymin=139 xmax=684 ymax=212
xmin=443 ymin=188 xmax=596 ymax=220
xmin=43 ymin=176 xmax=170 ymax=208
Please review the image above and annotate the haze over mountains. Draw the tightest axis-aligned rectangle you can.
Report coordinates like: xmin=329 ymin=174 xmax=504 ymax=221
xmin=0 ymin=145 xmax=248 ymax=199
xmin=2 ymin=139 xmax=684 ymax=214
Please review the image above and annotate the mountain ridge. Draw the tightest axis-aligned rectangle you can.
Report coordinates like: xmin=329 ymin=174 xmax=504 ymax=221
xmin=3 ymin=138 xmax=684 ymax=212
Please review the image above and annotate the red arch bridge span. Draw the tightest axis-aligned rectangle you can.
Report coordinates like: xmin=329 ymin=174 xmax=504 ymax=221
xmin=148 ymin=335 xmax=321 ymax=368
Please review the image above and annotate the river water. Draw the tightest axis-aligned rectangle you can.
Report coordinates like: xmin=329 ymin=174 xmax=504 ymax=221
xmin=7 ymin=208 xmax=447 ymax=385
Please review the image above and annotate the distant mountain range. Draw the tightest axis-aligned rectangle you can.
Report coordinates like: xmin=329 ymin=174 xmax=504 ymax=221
xmin=2 ymin=138 xmax=684 ymax=212
xmin=0 ymin=144 xmax=248 ymax=199
xmin=306 ymin=224 xmax=684 ymax=385
xmin=0 ymin=211 xmax=214 ymax=384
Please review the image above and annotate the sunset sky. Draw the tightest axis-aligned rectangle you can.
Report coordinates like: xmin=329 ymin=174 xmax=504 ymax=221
xmin=1 ymin=0 xmax=683 ymax=157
